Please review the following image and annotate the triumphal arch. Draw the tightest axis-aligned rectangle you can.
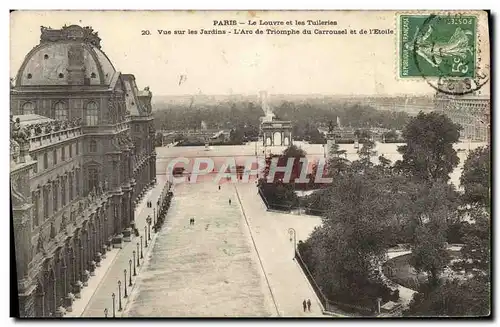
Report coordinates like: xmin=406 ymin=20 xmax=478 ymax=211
xmin=261 ymin=120 xmax=293 ymax=146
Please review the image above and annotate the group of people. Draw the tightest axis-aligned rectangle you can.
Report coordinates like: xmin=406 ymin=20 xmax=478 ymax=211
xmin=302 ymin=299 xmax=312 ymax=312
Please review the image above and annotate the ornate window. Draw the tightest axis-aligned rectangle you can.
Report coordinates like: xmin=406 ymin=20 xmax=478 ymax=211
xmin=61 ymin=146 xmax=66 ymax=161
xmin=75 ymin=169 xmax=80 ymax=197
xmin=54 ymin=102 xmax=68 ymax=121
xmin=43 ymin=186 xmax=49 ymax=220
xmin=76 ymin=142 xmax=79 ymax=155
xmin=69 ymin=172 xmax=74 ymax=201
xmin=89 ymin=140 xmax=97 ymax=153
xmin=43 ymin=153 xmax=48 ymax=170
xmin=88 ymin=167 xmax=99 ymax=193
xmin=61 ymin=177 xmax=66 ymax=207
xmin=22 ymin=102 xmax=35 ymax=115
xmin=52 ymin=182 xmax=58 ymax=213
xmin=53 ymin=150 xmax=57 ymax=166
xmin=32 ymin=191 xmax=40 ymax=228
xmin=86 ymin=101 xmax=99 ymax=126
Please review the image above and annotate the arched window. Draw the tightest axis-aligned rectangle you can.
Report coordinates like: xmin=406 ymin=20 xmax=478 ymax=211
xmin=54 ymin=102 xmax=68 ymax=121
xmin=88 ymin=167 xmax=99 ymax=194
xmin=22 ymin=102 xmax=35 ymax=115
xmin=86 ymin=102 xmax=99 ymax=126
xmin=89 ymin=140 xmax=97 ymax=153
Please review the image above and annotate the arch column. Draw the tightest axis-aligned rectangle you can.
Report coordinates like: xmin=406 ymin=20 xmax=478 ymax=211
xmin=34 ymin=282 xmax=45 ymax=317
xmin=67 ymin=247 xmax=75 ymax=288
xmin=44 ymin=270 xmax=56 ymax=317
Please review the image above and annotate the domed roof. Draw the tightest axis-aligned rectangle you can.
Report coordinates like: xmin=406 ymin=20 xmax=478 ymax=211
xmin=15 ymin=25 xmax=117 ymax=87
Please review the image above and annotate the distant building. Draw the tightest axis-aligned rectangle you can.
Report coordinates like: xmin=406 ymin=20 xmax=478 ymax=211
xmin=10 ymin=25 xmax=156 ymax=317
xmin=434 ymin=92 xmax=490 ymax=142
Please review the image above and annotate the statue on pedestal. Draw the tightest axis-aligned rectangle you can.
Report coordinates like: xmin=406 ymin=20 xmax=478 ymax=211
xmin=36 ymin=232 xmax=46 ymax=254
xmin=11 ymin=117 xmax=29 ymax=145
xmin=70 ymin=205 xmax=77 ymax=223
xmin=60 ymin=213 xmax=69 ymax=233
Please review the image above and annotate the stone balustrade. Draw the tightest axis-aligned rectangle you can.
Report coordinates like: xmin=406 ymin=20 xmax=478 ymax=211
xmin=29 ymin=125 xmax=82 ymax=150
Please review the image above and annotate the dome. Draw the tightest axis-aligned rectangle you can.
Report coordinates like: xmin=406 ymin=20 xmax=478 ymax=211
xmin=15 ymin=25 xmax=117 ymax=87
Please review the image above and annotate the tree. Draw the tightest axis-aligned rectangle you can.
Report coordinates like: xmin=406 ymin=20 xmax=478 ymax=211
xmin=404 ymin=181 xmax=459 ymax=288
xmin=395 ymin=112 xmax=461 ymax=183
xmin=301 ymin=169 xmax=402 ymax=306
xmin=358 ymin=139 xmax=376 ymax=165
xmin=404 ymin=276 xmax=490 ymax=317
xmin=173 ymin=133 xmax=186 ymax=142
xmin=460 ymin=146 xmax=490 ymax=207
xmin=410 ymin=223 xmax=450 ymax=287
xmin=154 ymin=132 xmax=163 ymax=147
xmin=453 ymin=207 xmax=490 ymax=276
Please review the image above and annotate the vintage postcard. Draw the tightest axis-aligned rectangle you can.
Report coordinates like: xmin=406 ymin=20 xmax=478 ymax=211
xmin=10 ymin=10 xmax=491 ymax=318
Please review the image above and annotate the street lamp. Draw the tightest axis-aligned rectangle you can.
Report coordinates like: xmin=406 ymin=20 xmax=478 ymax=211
xmin=136 ymin=243 xmax=140 ymax=267
xmin=118 ymin=280 xmax=123 ymax=311
xmin=141 ymin=235 xmax=145 ymax=256
xmin=129 ymin=259 xmax=133 ymax=286
xmin=147 ymin=215 xmax=152 ymax=241
xmin=153 ymin=208 xmax=156 ymax=227
xmin=144 ymin=227 xmax=148 ymax=247
xmin=132 ymin=251 xmax=137 ymax=276
xmin=123 ymin=269 xmax=128 ymax=298
xmin=288 ymin=228 xmax=297 ymax=260
xmin=112 ymin=293 xmax=116 ymax=318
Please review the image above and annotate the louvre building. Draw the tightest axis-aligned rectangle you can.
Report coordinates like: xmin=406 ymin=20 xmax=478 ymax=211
xmin=10 ymin=25 xmax=156 ymax=317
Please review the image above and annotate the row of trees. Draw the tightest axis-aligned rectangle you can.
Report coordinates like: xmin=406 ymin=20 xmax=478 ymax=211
xmin=153 ymin=100 xmax=411 ymax=143
xmin=295 ymin=112 xmax=490 ymax=316
xmin=274 ymin=101 xmax=411 ymax=131
xmin=154 ymin=101 xmax=264 ymax=132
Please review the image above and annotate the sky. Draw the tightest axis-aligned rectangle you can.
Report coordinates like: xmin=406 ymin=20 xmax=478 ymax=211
xmin=10 ymin=10 xmax=490 ymax=96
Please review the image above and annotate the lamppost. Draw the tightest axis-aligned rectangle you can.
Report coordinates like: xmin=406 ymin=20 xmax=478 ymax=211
xmin=144 ymin=226 xmax=148 ymax=247
xmin=141 ymin=235 xmax=145 ymax=256
xmin=147 ymin=215 xmax=152 ymax=241
xmin=129 ymin=259 xmax=133 ymax=286
xmin=153 ymin=208 xmax=156 ymax=227
xmin=288 ymin=228 xmax=297 ymax=260
xmin=118 ymin=280 xmax=123 ymax=311
xmin=104 ymin=308 xmax=108 ymax=318
xmin=136 ymin=243 xmax=140 ymax=267
xmin=132 ymin=251 xmax=137 ymax=276
xmin=123 ymin=269 xmax=128 ymax=298
xmin=112 ymin=293 xmax=116 ymax=318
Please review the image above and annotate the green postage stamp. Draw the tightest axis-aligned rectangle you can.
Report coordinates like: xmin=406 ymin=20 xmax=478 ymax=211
xmin=399 ymin=14 xmax=477 ymax=78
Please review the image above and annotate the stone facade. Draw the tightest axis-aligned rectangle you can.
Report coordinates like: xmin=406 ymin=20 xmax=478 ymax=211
xmin=10 ymin=25 xmax=156 ymax=317
xmin=434 ymin=91 xmax=490 ymax=143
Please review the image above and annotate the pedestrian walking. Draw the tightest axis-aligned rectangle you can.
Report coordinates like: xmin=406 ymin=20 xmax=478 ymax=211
xmin=307 ymin=299 xmax=311 ymax=312
xmin=218 ymin=185 xmax=221 ymax=190
xmin=228 ymin=198 xmax=231 ymax=205
xmin=302 ymin=299 xmax=307 ymax=312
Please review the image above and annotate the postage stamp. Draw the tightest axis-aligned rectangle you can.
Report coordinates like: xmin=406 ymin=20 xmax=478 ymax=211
xmin=399 ymin=14 xmax=477 ymax=78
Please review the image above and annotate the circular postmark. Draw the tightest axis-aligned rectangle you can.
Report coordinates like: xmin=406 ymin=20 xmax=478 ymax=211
xmin=406 ymin=14 xmax=489 ymax=95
